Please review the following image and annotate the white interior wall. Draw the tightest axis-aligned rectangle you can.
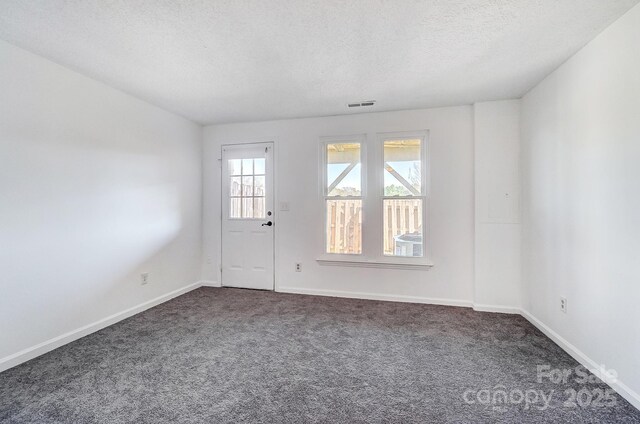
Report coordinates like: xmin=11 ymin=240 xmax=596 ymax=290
xmin=2 ymin=2 xmax=637 ymax=410
xmin=0 ymin=40 xmax=203 ymax=369
xmin=202 ymin=107 xmax=477 ymax=304
xmin=473 ymin=100 xmax=522 ymax=312
xmin=521 ymin=3 xmax=640 ymax=407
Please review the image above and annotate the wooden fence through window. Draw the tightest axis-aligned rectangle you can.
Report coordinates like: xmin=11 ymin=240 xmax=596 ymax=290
xmin=326 ymin=198 xmax=422 ymax=254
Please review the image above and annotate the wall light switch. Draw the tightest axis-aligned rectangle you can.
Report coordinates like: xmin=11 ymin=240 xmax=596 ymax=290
xmin=280 ymin=202 xmax=290 ymax=211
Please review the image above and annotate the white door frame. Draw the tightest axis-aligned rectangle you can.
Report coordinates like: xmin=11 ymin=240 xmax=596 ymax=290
xmin=220 ymin=141 xmax=276 ymax=290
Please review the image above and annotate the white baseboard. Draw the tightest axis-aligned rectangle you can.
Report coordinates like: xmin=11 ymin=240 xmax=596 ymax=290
xmin=472 ymin=303 xmax=521 ymax=314
xmin=278 ymin=287 xmax=638 ymax=411
xmin=521 ymin=309 xmax=640 ymax=411
xmin=277 ymin=286 xmax=472 ymax=308
xmin=0 ymin=281 xmax=203 ymax=373
xmin=2 ymin=280 xmax=637 ymax=413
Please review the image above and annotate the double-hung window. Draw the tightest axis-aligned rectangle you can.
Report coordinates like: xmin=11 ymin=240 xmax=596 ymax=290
xmin=320 ymin=131 xmax=429 ymax=267
xmin=382 ymin=135 xmax=426 ymax=258
xmin=322 ymin=137 xmax=364 ymax=255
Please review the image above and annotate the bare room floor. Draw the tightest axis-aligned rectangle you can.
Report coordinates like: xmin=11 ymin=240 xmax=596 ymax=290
xmin=1 ymin=287 xmax=638 ymax=423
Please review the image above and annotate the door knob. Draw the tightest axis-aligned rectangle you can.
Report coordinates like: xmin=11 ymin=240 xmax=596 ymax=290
xmin=261 ymin=221 xmax=273 ymax=227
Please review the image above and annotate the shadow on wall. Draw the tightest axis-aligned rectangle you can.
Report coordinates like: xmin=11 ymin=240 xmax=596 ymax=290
xmin=0 ymin=138 xmax=185 ymax=358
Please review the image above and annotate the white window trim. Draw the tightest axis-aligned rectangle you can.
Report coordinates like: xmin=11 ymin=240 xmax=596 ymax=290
xmin=319 ymin=134 xmax=366 ymax=258
xmin=316 ymin=257 xmax=433 ymax=270
xmin=379 ymin=131 xmax=431 ymax=263
xmin=317 ymin=131 xmax=433 ymax=270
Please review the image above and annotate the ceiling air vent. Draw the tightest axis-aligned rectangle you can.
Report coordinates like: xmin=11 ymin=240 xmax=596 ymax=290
xmin=348 ymin=100 xmax=376 ymax=108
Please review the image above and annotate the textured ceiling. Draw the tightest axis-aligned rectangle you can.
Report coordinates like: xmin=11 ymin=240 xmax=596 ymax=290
xmin=0 ymin=0 xmax=638 ymax=125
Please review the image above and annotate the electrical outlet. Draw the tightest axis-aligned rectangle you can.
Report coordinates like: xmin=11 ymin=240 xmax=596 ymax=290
xmin=206 ymin=256 xmax=212 ymax=264
xmin=141 ymin=272 xmax=149 ymax=285
xmin=295 ymin=263 xmax=302 ymax=272
xmin=560 ymin=297 xmax=567 ymax=313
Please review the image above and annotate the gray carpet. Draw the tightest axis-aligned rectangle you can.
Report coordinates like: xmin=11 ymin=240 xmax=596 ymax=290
xmin=1 ymin=287 xmax=639 ymax=423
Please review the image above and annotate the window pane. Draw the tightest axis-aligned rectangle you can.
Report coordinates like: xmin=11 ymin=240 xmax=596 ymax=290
xmin=242 ymin=176 xmax=253 ymax=196
xmin=242 ymin=197 xmax=254 ymax=218
xmin=326 ymin=199 xmax=362 ymax=254
xmin=254 ymin=197 xmax=265 ymax=219
xmin=327 ymin=143 xmax=361 ymax=196
xmin=230 ymin=197 xmax=241 ymax=218
xmin=229 ymin=159 xmax=241 ymax=176
xmin=242 ymin=159 xmax=253 ymax=175
xmin=230 ymin=177 xmax=241 ymax=196
xmin=254 ymin=158 xmax=265 ymax=175
xmin=228 ymin=156 xmax=267 ymax=220
xmin=254 ymin=176 xmax=265 ymax=196
xmin=383 ymin=139 xmax=421 ymax=196
xmin=383 ymin=198 xmax=423 ymax=257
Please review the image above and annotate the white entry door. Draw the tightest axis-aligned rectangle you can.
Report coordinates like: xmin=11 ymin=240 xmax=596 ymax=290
xmin=221 ymin=143 xmax=274 ymax=290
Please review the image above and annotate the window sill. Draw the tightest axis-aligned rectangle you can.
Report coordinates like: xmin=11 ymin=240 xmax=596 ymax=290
xmin=316 ymin=257 xmax=434 ymax=270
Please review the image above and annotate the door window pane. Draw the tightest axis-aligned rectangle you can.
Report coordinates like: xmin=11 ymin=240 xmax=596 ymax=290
xmin=383 ymin=139 xmax=421 ymax=196
xmin=228 ymin=156 xmax=267 ymax=219
xmin=254 ymin=197 xmax=265 ymax=218
xmin=254 ymin=176 xmax=265 ymax=196
xmin=229 ymin=159 xmax=241 ymax=176
xmin=242 ymin=159 xmax=253 ymax=175
xmin=326 ymin=199 xmax=362 ymax=254
xmin=254 ymin=158 xmax=266 ymax=174
xmin=383 ymin=199 xmax=423 ymax=257
xmin=230 ymin=177 xmax=242 ymax=196
xmin=230 ymin=198 xmax=242 ymax=218
xmin=326 ymin=143 xmax=361 ymax=196
xmin=242 ymin=176 xmax=253 ymax=196
xmin=242 ymin=198 xmax=254 ymax=218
